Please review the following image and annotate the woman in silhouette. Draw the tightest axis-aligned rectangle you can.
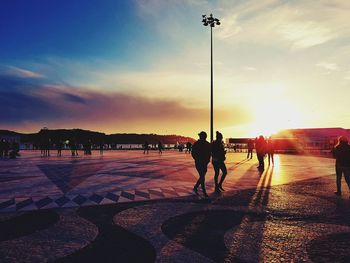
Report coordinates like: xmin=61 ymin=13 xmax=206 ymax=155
xmin=211 ymin=131 xmax=227 ymax=193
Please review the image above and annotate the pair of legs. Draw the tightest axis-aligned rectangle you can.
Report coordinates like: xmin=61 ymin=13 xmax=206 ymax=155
xmin=194 ymin=162 xmax=208 ymax=197
xmin=213 ymin=161 xmax=227 ymax=192
xmin=335 ymin=165 xmax=350 ymax=195
xmin=257 ymin=153 xmax=265 ymax=169
xmin=247 ymin=150 xmax=253 ymax=159
xmin=268 ymin=153 xmax=274 ymax=165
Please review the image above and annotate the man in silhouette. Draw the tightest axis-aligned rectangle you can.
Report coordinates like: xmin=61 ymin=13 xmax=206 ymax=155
xmin=332 ymin=136 xmax=350 ymax=197
xmin=211 ymin=131 xmax=227 ymax=193
xmin=158 ymin=141 xmax=163 ymax=154
xmin=143 ymin=141 xmax=149 ymax=154
xmin=267 ymin=138 xmax=275 ymax=165
xmin=256 ymin=135 xmax=267 ymax=170
xmin=192 ymin=131 xmax=211 ymax=198
xmin=247 ymin=139 xmax=254 ymax=159
xmin=99 ymin=141 xmax=104 ymax=155
xmin=56 ymin=140 xmax=63 ymax=157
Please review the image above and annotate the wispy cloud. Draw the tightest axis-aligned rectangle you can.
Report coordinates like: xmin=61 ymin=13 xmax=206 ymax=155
xmin=277 ymin=21 xmax=335 ymax=49
xmin=217 ymin=15 xmax=242 ymax=39
xmin=344 ymin=70 xmax=350 ymax=80
xmin=5 ymin=66 xmax=45 ymax=79
xmin=216 ymin=0 xmax=349 ymax=49
xmin=316 ymin=62 xmax=339 ymax=71
xmin=243 ymin=66 xmax=256 ymax=71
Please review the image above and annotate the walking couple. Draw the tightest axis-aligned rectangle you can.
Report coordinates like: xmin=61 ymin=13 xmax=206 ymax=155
xmin=191 ymin=131 xmax=227 ymax=198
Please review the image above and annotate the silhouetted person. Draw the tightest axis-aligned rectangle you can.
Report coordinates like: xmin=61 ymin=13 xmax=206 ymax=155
xmin=87 ymin=140 xmax=92 ymax=155
xmin=158 ymin=141 xmax=163 ymax=154
xmin=0 ymin=139 xmax=5 ymax=158
xmin=233 ymin=144 xmax=237 ymax=152
xmin=46 ymin=138 xmax=51 ymax=157
xmin=192 ymin=131 xmax=211 ymax=198
xmin=332 ymin=136 xmax=350 ymax=197
xmin=211 ymin=131 xmax=227 ymax=193
xmin=247 ymin=139 xmax=254 ymax=159
xmin=267 ymin=138 xmax=275 ymax=165
xmin=56 ymin=140 xmax=63 ymax=157
xmin=99 ymin=142 xmax=104 ymax=155
xmin=143 ymin=141 xmax=149 ymax=154
xmin=40 ymin=137 xmax=50 ymax=157
xmin=40 ymin=138 xmax=45 ymax=157
xmin=186 ymin=142 xmax=192 ymax=154
xmin=4 ymin=140 xmax=9 ymax=157
xmin=256 ymin=135 xmax=267 ymax=170
xmin=9 ymin=140 xmax=20 ymax=159
xmin=70 ymin=139 xmax=78 ymax=156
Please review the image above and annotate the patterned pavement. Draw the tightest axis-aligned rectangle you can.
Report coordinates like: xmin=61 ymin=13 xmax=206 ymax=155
xmin=0 ymin=150 xmax=335 ymax=213
xmin=1 ymin=151 xmax=350 ymax=262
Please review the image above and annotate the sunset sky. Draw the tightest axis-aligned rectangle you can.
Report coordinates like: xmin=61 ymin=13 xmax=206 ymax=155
xmin=1 ymin=0 xmax=350 ymax=138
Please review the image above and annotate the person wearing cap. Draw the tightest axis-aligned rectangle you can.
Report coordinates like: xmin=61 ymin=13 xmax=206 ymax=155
xmin=191 ymin=131 xmax=211 ymax=198
xmin=211 ymin=131 xmax=227 ymax=193
xmin=332 ymin=136 xmax=350 ymax=197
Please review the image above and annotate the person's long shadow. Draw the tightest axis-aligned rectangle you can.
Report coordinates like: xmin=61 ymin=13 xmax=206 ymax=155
xmin=221 ymin=164 xmax=274 ymax=262
xmin=161 ymin=158 xmax=275 ymax=262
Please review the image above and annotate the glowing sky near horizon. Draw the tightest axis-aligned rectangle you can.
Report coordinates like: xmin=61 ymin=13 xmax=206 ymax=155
xmin=1 ymin=0 xmax=350 ymax=138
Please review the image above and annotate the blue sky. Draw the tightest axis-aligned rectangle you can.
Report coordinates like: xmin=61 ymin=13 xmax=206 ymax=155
xmin=0 ymin=1 xmax=155 ymax=69
xmin=1 ymin=0 xmax=350 ymax=137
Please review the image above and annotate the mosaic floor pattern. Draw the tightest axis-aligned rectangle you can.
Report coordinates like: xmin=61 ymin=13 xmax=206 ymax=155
xmin=0 ymin=151 xmax=337 ymax=212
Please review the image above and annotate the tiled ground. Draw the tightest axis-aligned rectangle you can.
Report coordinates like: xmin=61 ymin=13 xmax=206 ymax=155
xmin=0 ymin=150 xmax=335 ymax=212
xmin=1 ymin=151 xmax=350 ymax=262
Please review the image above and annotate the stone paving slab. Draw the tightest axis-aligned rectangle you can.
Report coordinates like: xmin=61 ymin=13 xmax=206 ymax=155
xmin=0 ymin=151 xmax=337 ymax=212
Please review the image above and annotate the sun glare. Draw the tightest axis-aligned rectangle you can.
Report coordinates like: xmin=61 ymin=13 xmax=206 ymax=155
xmin=250 ymin=100 xmax=304 ymax=137
xmin=239 ymin=84 xmax=307 ymax=137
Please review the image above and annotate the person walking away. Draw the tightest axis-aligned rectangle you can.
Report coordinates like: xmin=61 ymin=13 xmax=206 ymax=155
xmin=99 ymin=142 xmax=104 ymax=155
xmin=332 ymin=136 xmax=350 ymax=197
xmin=267 ymin=138 xmax=275 ymax=165
xmin=192 ymin=131 xmax=211 ymax=198
xmin=158 ymin=141 xmax=163 ymax=154
xmin=211 ymin=131 xmax=227 ymax=193
xmin=143 ymin=141 xmax=149 ymax=154
xmin=247 ymin=139 xmax=254 ymax=159
xmin=256 ymin=135 xmax=267 ymax=170
xmin=57 ymin=140 xmax=63 ymax=157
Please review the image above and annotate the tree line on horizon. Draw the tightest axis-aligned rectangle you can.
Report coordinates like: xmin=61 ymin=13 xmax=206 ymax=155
xmin=0 ymin=128 xmax=195 ymax=145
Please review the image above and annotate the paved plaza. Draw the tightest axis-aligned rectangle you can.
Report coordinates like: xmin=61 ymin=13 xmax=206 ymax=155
xmin=1 ymin=151 xmax=350 ymax=262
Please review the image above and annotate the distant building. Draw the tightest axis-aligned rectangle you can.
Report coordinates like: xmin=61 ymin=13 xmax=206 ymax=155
xmin=226 ymin=128 xmax=350 ymax=155
xmin=272 ymin=128 xmax=350 ymax=154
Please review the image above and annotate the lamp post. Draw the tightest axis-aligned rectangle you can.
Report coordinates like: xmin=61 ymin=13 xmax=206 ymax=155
xmin=202 ymin=14 xmax=220 ymax=143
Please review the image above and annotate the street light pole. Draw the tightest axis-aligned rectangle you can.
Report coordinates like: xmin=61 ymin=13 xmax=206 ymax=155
xmin=210 ymin=26 xmax=213 ymax=143
xmin=202 ymin=14 xmax=220 ymax=142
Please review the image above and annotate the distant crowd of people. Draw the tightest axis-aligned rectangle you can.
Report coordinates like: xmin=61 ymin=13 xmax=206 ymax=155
xmin=143 ymin=141 xmax=193 ymax=154
xmin=38 ymin=138 xmax=105 ymax=157
xmin=0 ymin=139 xmax=20 ymax=159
